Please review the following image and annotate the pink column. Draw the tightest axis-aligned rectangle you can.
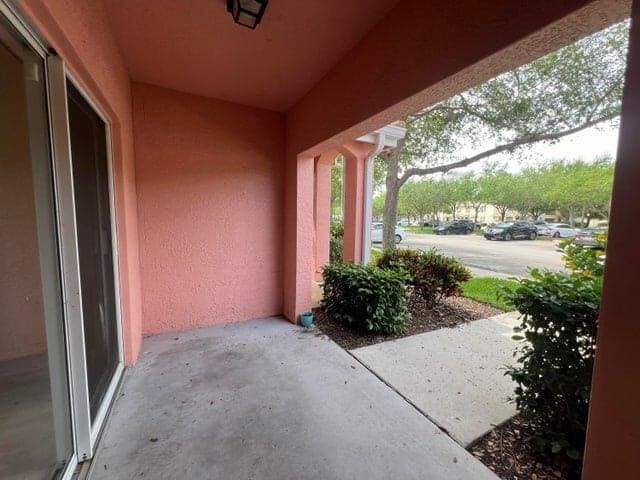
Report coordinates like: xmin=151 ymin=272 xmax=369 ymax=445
xmin=582 ymin=4 xmax=640 ymax=478
xmin=342 ymin=141 xmax=374 ymax=263
xmin=283 ymin=153 xmax=315 ymax=323
xmin=314 ymin=151 xmax=337 ymax=281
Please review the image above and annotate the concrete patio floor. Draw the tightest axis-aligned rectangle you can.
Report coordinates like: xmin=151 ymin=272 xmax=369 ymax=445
xmin=88 ymin=317 xmax=497 ymax=480
xmin=351 ymin=312 xmax=521 ymax=447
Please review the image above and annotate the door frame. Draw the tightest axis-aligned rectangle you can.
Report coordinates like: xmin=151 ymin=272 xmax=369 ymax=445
xmin=67 ymin=68 xmax=125 ymax=451
xmin=48 ymin=58 xmax=125 ymax=460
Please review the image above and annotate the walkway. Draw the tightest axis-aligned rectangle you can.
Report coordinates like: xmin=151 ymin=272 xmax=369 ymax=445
xmin=351 ymin=312 xmax=521 ymax=447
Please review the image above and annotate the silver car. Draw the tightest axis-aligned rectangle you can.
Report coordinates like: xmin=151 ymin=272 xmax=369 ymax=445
xmin=574 ymin=227 xmax=607 ymax=248
xmin=539 ymin=223 xmax=579 ymax=238
xmin=371 ymin=223 xmax=405 ymax=243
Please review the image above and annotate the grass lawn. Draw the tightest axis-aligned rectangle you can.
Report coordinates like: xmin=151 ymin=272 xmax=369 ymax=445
xmin=461 ymin=277 xmax=519 ymax=311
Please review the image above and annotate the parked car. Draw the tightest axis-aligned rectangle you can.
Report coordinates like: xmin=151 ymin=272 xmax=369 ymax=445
xmin=423 ymin=219 xmax=442 ymax=227
xmin=533 ymin=221 xmax=548 ymax=232
xmin=434 ymin=220 xmax=475 ymax=235
xmin=484 ymin=221 xmax=538 ymax=241
xmin=539 ymin=223 xmax=579 ymax=238
xmin=574 ymin=227 xmax=607 ymax=248
xmin=371 ymin=223 xmax=405 ymax=243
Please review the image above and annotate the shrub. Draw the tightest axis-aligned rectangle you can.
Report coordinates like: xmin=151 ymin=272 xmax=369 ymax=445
xmin=560 ymin=236 xmax=606 ymax=277
xmin=322 ymin=262 xmax=409 ymax=334
xmin=329 ymin=221 xmax=344 ymax=264
xmin=377 ymin=248 xmax=471 ymax=307
xmin=503 ymin=240 xmax=604 ymax=470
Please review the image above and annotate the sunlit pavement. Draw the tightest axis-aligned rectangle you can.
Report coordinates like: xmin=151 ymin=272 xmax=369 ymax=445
xmin=398 ymin=233 xmax=565 ymax=278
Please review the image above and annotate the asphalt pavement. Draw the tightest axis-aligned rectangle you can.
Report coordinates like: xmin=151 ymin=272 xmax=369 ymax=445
xmin=395 ymin=233 xmax=566 ymax=278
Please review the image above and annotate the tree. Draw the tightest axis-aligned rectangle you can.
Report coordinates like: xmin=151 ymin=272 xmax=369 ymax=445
xmin=330 ymin=156 xmax=344 ymax=219
xmin=380 ymin=21 xmax=628 ymax=248
xmin=507 ymin=166 xmax=557 ymax=220
xmin=545 ymin=158 xmax=614 ymax=226
xmin=454 ymin=173 xmax=484 ymax=224
xmin=399 ymin=182 xmax=431 ymax=223
xmin=479 ymin=171 xmax=518 ymax=222
xmin=372 ymin=193 xmax=386 ymax=220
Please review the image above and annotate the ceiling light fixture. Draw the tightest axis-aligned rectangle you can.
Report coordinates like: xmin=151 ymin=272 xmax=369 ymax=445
xmin=226 ymin=0 xmax=269 ymax=30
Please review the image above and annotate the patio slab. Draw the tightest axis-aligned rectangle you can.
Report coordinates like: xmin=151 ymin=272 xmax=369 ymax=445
xmin=351 ymin=312 xmax=521 ymax=447
xmin=88 ymin=317 xmax=497 ymax=480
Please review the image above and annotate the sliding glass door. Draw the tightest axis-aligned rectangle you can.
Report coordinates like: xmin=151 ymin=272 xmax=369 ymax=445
xmin=0 ymin=12 xmax=74 ymax=480
xmin=1 ymin=2 xmax=124 ymax=475
xmin=66 ymin=83 xmax=121 ymax=423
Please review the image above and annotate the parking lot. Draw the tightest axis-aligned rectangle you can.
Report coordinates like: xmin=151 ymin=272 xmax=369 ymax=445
xmin=399 ymin=233 xmax=566 ymax=278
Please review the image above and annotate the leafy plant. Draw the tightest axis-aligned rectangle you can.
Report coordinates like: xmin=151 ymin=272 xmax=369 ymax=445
xmin=322 ymin=262 xmax=409 ymax=334
xmin=377 ymin=248 xmax=471 ymax=307
xmin=560 ymin=235 xmax=607 ymax=277
xmin=503 ymin=239 xmax=605 ymax=471
xmin=329 ymin=221 xmax=344 ymax=264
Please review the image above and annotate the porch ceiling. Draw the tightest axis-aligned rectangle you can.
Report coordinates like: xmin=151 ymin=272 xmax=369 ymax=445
xmin=102 ymin=0 xmax=400 ymax=112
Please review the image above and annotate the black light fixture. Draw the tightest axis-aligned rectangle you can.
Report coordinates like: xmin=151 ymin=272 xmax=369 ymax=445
xmin=227 ymin=0 xmax=269 ymax=29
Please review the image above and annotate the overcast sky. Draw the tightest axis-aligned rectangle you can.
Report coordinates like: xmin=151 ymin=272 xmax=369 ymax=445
xmin=443 ymin=123 xmax=620 ymax=178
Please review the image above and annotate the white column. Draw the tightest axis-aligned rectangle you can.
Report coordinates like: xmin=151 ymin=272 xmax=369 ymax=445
xmin=361 ymin=133 xmax=385 ymax=264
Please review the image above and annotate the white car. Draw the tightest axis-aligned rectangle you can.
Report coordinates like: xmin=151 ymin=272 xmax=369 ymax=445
xmin=371 ymin=223 xmax=405 ymax=243
xmin=540 ymin=223 xmax=579 ymax=238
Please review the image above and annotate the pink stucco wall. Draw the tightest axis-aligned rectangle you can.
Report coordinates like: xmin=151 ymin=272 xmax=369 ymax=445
xmin=21 ymin=0 xmax=143 ymax=364
xmin=132 ymin=83 xmax=285 ymax=335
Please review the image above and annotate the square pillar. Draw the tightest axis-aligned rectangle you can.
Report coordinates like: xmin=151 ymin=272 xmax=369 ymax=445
xmin=342 ymin=141 xmax=372 ymax=263
xmin=582 ymin=4 xmax=640 ymax=478
xmin=283 ymin=153 xmax=315 ymax=322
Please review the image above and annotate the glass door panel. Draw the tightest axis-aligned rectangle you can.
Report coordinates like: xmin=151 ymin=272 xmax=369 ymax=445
xmin=66 ymin=83 xmax=120 ymax=423
xmin=0 ymin=13 xmax=74 ymax=480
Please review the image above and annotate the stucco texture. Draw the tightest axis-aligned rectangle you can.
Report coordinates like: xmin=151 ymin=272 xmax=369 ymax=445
xmin=132 ymin=83 xmax=285 ymax=335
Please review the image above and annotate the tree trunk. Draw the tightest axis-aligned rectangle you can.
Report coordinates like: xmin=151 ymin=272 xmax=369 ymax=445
xmin=497 ymin=206 xmax=507 ymax=222
xmin=382 ymin=148 xmax=401 ymax=249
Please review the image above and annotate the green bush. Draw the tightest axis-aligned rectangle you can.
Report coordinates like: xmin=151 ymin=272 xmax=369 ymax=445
xmin=377 ymin=248 xmax=471 ymax=307
xmin=322 ymin=262 xmax=409 ymax=334
xmin=560 ymin=236 xmax=606 ymax=277
xmin=503 ymin=240 xmax=605 ymax=470
xmin=329 ymin=221 xmax=344 ymax=264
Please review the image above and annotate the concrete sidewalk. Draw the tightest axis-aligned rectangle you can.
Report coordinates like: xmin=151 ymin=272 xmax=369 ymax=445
xmin=89 ymin=317 xmax=497 ymax=480
xmin=351 ymin=312 xmax=521 ymax=447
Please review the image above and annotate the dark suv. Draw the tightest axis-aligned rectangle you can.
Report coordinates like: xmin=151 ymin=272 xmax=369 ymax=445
xmin=484 ymin=221 xmax=537 ymax=241
xmin=434 ymin=220 xmax=475 ymax=235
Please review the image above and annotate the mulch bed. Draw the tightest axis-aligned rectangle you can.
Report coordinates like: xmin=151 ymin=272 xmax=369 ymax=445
xmin=314 ymin=293 xmax=504 ymax=350
xmin=469 ymin=415 xmax=574 ymax=480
